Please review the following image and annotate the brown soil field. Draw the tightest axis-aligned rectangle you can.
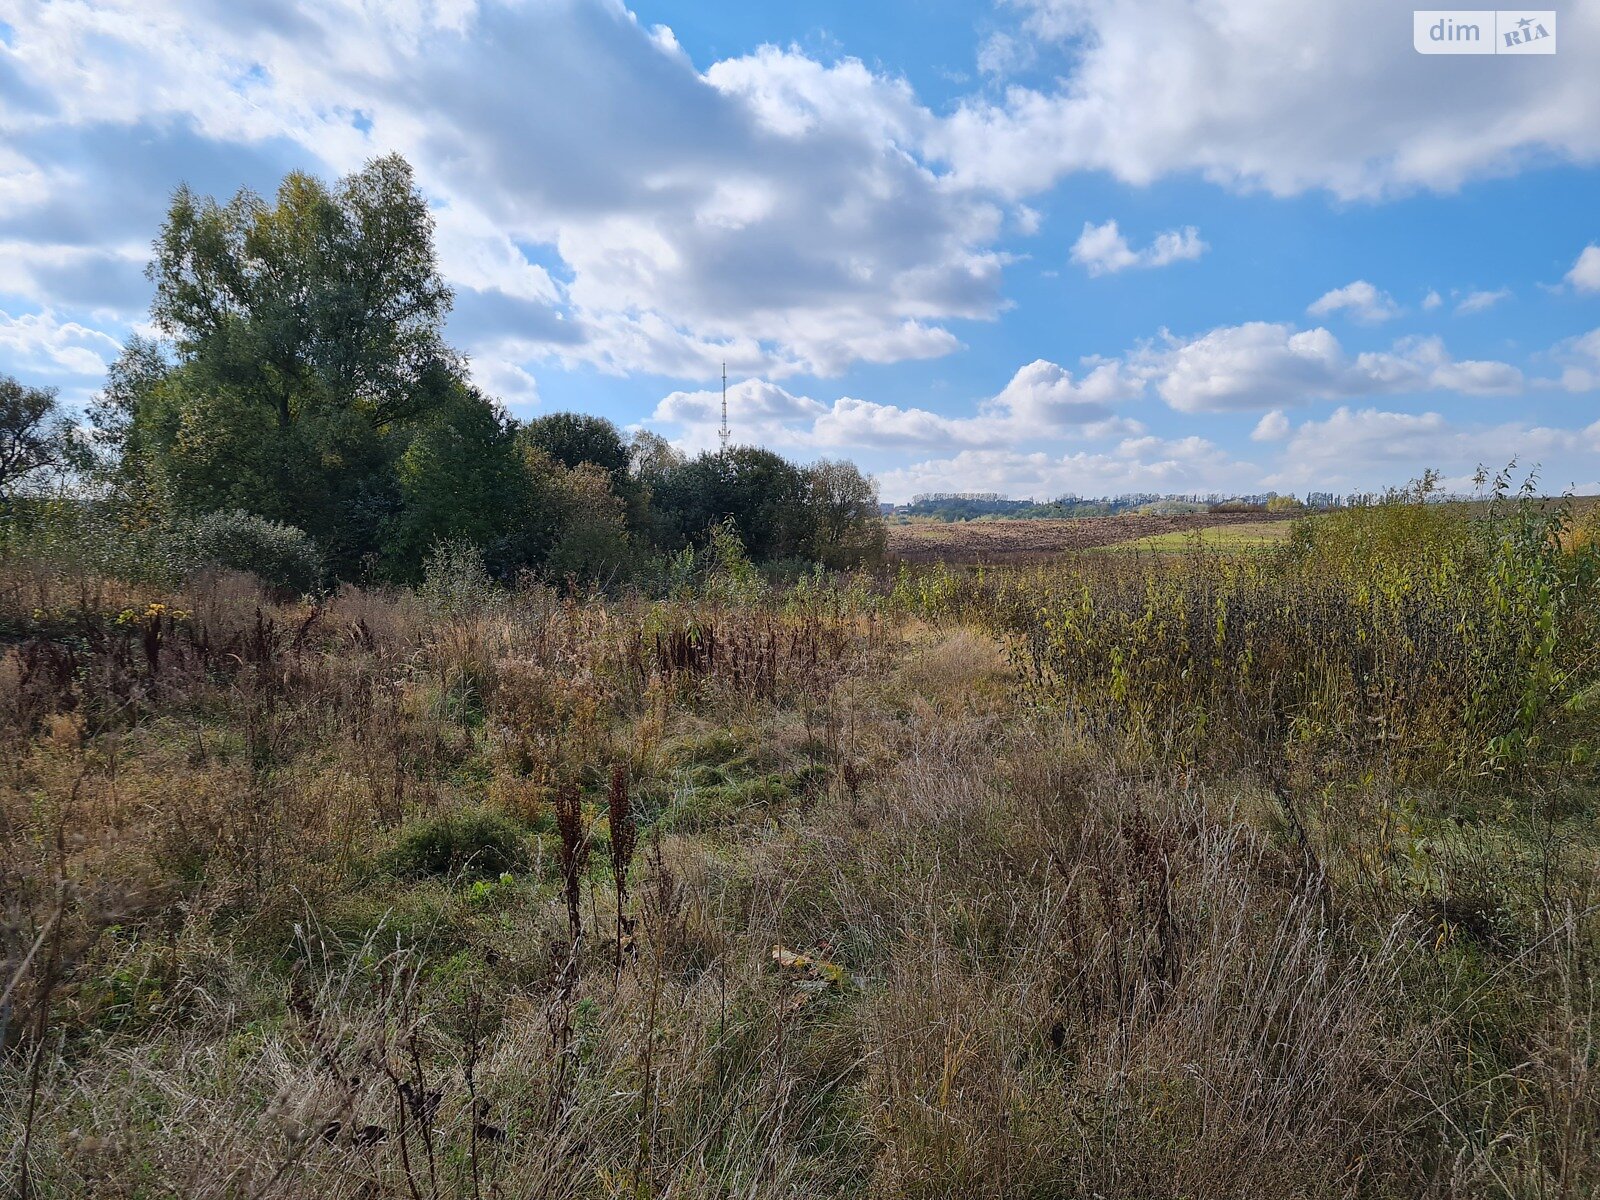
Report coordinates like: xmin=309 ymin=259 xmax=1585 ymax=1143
xmin=885 ymin=511 xmax=1301 ymax=564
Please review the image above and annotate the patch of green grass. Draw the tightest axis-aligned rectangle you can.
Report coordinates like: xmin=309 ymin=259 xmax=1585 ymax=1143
xmin=383 ymin=809 xmax=530 ymax=881
xmin=658 ymin=765 xmax=825 ymax=832
xmin=668 ymin=726 xmax=760 ymax=773
xmin=314 ymin=880 xmax=479 ymax=960
xmin=651 ymin=725 xmax=827 ymax=832
xmin=1099 ymin=519 xmax=1297 ymax=553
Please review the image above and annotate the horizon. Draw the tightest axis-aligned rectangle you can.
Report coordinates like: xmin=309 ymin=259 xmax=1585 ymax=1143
xmin=3 ymin=0 xmax=1600 ymax=502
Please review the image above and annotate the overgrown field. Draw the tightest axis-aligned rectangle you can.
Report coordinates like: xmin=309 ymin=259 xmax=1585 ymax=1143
xmin=6 ymin=491 xmax=1600 ymax=1198
xmin=886 ymin=511 xmax=1298 ymax=564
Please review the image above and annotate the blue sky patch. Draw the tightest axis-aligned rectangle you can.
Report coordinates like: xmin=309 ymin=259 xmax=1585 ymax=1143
xmin=0 ymin=0 xmax=1597 ymax=499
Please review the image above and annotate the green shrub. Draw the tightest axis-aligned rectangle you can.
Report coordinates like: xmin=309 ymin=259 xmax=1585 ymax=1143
xmin=171 ymin=509 xmax=323 ymax=593
xmin=384 ymin=810 xmax=529 ymax=881
xmin=701 ymin=517 xmax=767 ymax=604
xmin=990 ymin=478 xmax=1600 ymax=791
xmin=0 ymin=496 xmax=176 ymax=585
xmin=418 ymin=536 xmax=500 ymax=613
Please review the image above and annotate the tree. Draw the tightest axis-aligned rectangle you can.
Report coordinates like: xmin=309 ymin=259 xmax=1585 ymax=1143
xmin=520 ymin=411 xmax=653 ymax=539
xmin=387 ymin=385 xmax=532 ymax=580
xmin=519 ymin=413 xmax=630 ymax=485
xmin=628 ymin=430 xmax=685 ymax=550
xmin=0 ymin=375 xmax=78 ymax=497
xmin=87 ymin=154 xmax=891 ymax=584
xmin=148 ymin=154 xmax=454 ymax=431
xmin=539 ymin=456 xmax=632 ymax=583
xmin=804 ymin=459 xmax=886 ymax=568
xmin=649 ymin=446 xmax=810 ymax=561
xmin=89 ymin=335 xmax=168 ymax=453
xmin=720 ymin=447 xmax=810 ymax=561
xmin=630 ymin=430 xmax=684 ymax=486
xmin=121 ymin=155 xmax=461 ymax=574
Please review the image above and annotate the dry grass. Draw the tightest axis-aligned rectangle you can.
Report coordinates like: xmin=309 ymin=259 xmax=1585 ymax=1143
xmin=3 ymin=547 xmax=1599 ymax=1198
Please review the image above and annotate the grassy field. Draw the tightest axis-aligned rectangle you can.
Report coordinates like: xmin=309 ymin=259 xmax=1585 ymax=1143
xmin=4 ymin=493 xmax=1600 ymax=1198
xmin=1099 ymin=517 xmax=1298 ymax=552
xmin=885 ymin=511 xmax=1298 ymax=563
xmin=890 ymin=496 xmax=1600 ymax=565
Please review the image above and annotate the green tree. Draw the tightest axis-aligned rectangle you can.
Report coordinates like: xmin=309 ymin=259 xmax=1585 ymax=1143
xmin=627 ymin=430 xmax=685 ymax=551
xmin=649 ymin=446 xmax=810 ymax=561
xmin=538 ymin=455 xmax=632 ymax=583
xmin=519 ymin=412 xmax=631 ymax=485
xmin=84 ymin=155 xmax=892 ymax=586
xmin=119 ymin=154 xmax=457 ymax=574
xmin=89 ymin=336 xmax=168 ymax=467
xmin=148 ymin=155 xmax=454 ymax=430
xmin=0 ymin=375 xmax=80 ymax=498
xmin=387 ymin=386 xmax=532 ymax=580
xmin=519 ymin=410 xmax=651 ymax=534
xmin=804 ymin=459 xmax=887 ymax=568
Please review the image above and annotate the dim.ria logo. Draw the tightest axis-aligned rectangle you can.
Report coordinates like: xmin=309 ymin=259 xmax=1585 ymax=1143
xmin=1413 ymin=9 xmax=1556 ymax=53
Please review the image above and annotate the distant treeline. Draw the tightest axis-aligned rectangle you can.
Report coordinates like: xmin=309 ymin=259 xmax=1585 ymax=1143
xmin=897 ymin=492 xmax=1318 ymax=521
xmin=0 ymin=155 xmax=884 ymax=589
xmin=898 ymin=496 xmax=1038 ymax=520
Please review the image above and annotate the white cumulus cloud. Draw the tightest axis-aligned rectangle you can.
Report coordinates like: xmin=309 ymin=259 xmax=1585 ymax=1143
xmin=649 ymin=356 xmax=1146 ymax=454
xmin=0 ymin=309 xmax=124 ymax=382
xmin=1252 ymin=410 xmax=1291 ymax=442
xmin=0 ymin=1 xmax=1015 ymax=390
xmin=1566 ymin=246 xmax=1600 ymax=293
xmin=1138 ymin=323 xmax=1523 ymax=413
xmin=1267 ymin=407 xmax=1600 ymax=491
xmin=1308 ymin=281 xmax=1399 ymax=324
xmin=873 ymin=437 xmax=1253 ymax=504
xmin=1456 ymin=288 xmax=1511 ymax=315
xmin=936 ymin=0 xmax=1600 ymax=199
xmin=1070 ymin=220 xmax=1206 ymax=276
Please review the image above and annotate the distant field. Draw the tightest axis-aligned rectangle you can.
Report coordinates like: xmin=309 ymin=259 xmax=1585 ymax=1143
xmin=885 ymin=511 xmax=1300 ymax=564
xmin=1102 ymin=518 xmax=1298 ymax=553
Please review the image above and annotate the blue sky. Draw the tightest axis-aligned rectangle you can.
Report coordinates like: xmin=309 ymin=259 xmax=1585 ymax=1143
xmin=2 ymin=0 xmax=1600 ymax=500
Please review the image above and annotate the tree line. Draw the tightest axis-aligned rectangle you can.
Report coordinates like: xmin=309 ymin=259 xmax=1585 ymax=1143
xmin=1 ymin=154 xmax=884 ymax=588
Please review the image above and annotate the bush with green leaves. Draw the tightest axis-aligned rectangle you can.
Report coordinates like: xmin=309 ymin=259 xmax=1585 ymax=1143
xmin=169 ymin=509 xmax=324 ymax=594
xmin=384 ymin=810 xmax=529 ymax=881
xmin=0 ymin=496 xmax=175 ymax=585
xmin=418 ymin=536 xmax=500 ymax=613
xmin=701 ymin=517 xmax=767 ymax=604
xmin=987 ymin=472 xmax=1600 ymax=791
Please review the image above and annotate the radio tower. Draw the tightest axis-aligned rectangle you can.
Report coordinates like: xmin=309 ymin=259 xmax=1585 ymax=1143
xmin=719 ymin=361 xmax=730 ymax=457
